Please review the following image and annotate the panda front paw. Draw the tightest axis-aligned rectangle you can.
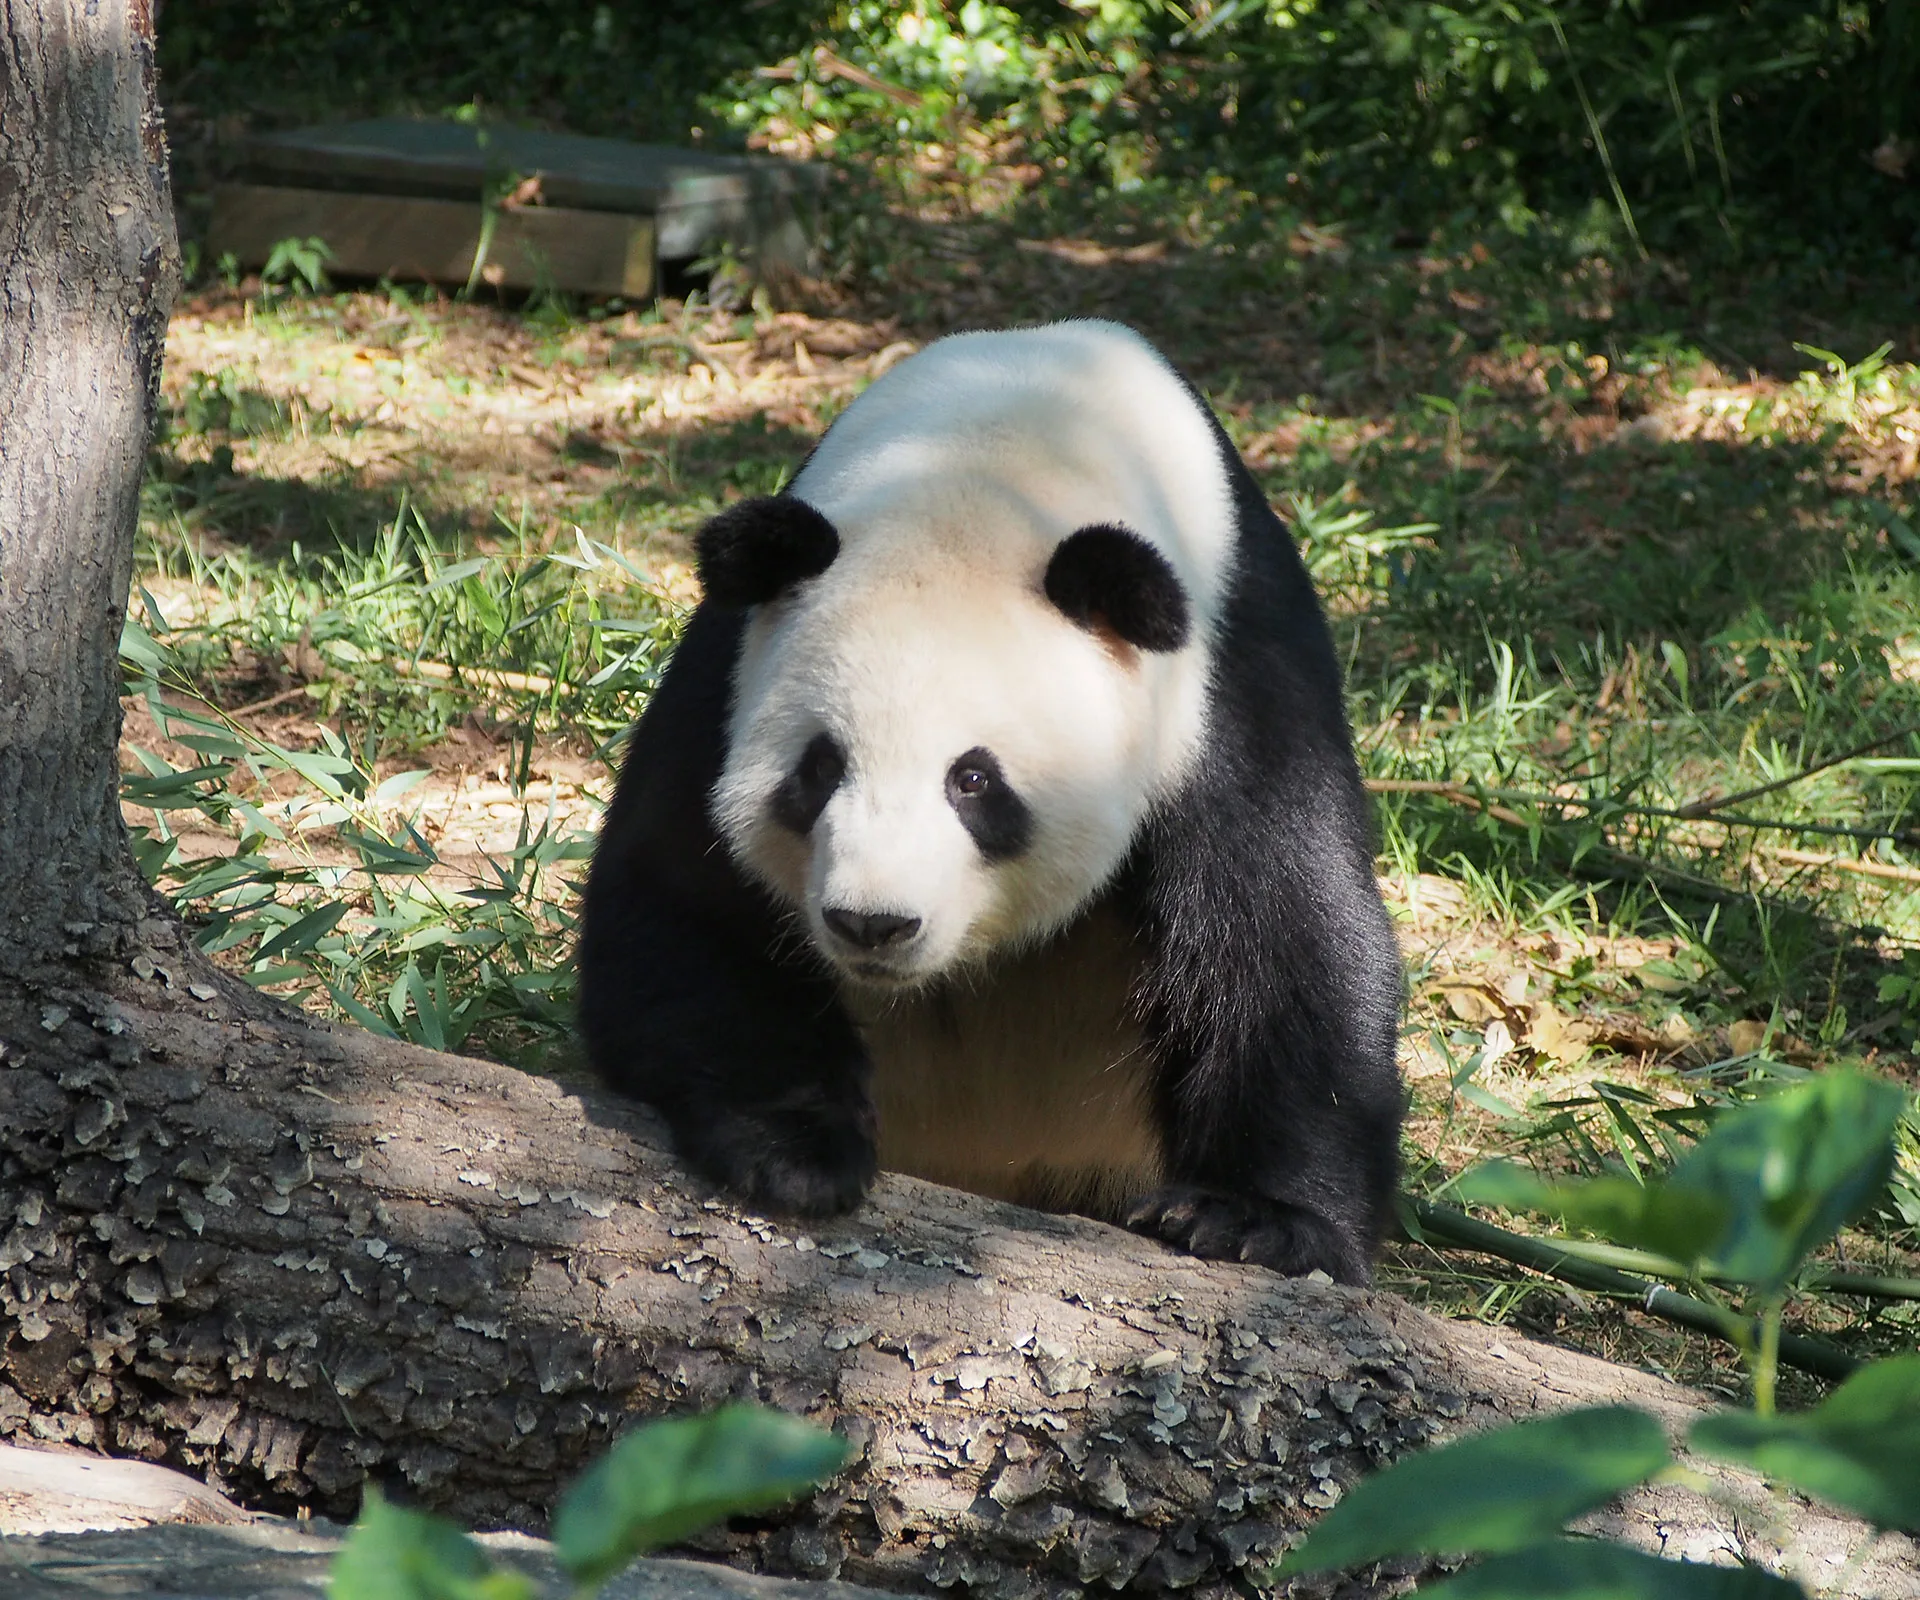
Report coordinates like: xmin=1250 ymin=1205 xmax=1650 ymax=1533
xmin=1125 ymin=1185 xmax=1371 ymax=1285
xmin=677 ymin=1099 xmax=878 ymax=1218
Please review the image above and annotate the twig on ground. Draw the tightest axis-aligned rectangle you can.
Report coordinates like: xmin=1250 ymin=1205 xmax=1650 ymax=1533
xmin=1367 ymin=778 xmax=1920 ymax=887
xmin=388 ymin=658 xmax=557 ymax=697
xmin=1673 ymin=722 xmax=1920 ymax=819
xmin=1770 ymin=847 xmax=1920 ymax=887
xmin=1366 ymin=776 xmax=1920 ymax=848
xmin=227 ymin=684 xmax=314 ymax=718
xmin=1364 ymin=778 xmax=1531 ymax=828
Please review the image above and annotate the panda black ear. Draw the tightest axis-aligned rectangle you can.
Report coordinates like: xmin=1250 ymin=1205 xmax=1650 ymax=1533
xmin=695 ymin=496 xmax=841 ymax=607
xmin=1044 ymin=524 xmax=1191 ymax=653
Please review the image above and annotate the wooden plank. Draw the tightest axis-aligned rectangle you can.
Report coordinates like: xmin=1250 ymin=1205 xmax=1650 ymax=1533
xmin=245 ymin=118 xmax=823 ymax=215
xmin=208 ymin=185 xmax=654 ymax=298
xmin=241 ymin=119 xmax=822 ymax=270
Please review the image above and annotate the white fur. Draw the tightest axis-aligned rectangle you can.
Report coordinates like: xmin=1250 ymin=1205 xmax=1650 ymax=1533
xmin=710 ymin=319 xmax=1236 ymax=987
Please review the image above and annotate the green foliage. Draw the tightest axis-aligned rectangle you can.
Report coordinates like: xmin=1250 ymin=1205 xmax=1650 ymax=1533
xmin=1417 ymin=1540 xmax=1803 ymax=1600
xmin=328 ymin=1407 xmax=845 ymax=1600
xmin=119 ymin=507 xmax=679 ymax=1061
xmin=159 ymin=1 xmax=1920 ymax=261
xmin=262 ymin=234 xmax=335 ymax=295
xmin=1274 ymin=1407 xmax=1670 ymax=1575
xmin=328 ymin=1488 xmax=535 ymax=1600
xmin=1690 ymin=1355 xmax=1920 ymax=1534
xmin=553 ymin=1406 xmax=851 ymax=1589
xmin=1459 ymin=1072 xmax=1909 ymax=1296
xmin=714 ymin=0 xmax=1919 ymax=254
xmin=1275 ymin=1071 xmax=1914 ymax=1594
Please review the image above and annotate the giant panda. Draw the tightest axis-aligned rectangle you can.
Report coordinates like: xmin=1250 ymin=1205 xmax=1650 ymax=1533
xmin=579 ymin=319 xmax=1403 ymax=1285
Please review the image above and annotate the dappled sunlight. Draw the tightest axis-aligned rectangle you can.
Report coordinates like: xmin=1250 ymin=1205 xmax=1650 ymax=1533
xmin=155 ymin=291 xmax=920 ymax=576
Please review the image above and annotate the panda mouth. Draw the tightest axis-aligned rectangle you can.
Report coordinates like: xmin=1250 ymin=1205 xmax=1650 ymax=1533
xmin=845 ymin=957 xmax=917 ymax=986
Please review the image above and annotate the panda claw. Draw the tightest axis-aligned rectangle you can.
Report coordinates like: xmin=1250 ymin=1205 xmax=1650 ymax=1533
xmin=1126 ymin=1185 xmax=1370 ymax=1285
xmin=678 ymin=1104 xmax=878 ymax=1218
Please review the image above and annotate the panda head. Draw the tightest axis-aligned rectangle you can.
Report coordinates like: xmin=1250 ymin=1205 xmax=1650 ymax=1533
xmin=702 ymin=495 xmax=1201 ymax=986
xmin=703 ymin=322 xmax=1234 ymax=988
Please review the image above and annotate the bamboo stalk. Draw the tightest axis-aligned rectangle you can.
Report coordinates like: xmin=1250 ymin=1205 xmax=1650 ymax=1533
xmin=1771 ymin=847 xmax=1920 ymax=887
xmin=1532 ymin=1234 xmax=1920 ymax=1301
xmin=388 ymin=657 xmax=558 ymax=697
xmin=1402 ymin=1198 xmax=1861 ymax=1383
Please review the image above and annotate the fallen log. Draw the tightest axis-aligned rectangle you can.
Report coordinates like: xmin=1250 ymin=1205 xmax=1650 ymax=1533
xmin=2 ymin=950 xmax=1915 ymax=1600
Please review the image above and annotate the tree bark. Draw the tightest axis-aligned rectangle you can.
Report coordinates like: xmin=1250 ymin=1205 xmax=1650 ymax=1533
xmin=2 ymin=11 xmax=1917 ymax=1600
xmin=6 ymin=991 xmax=1919 ymax=1599
xmin=0 ymin=0 xmax=177 ymax=971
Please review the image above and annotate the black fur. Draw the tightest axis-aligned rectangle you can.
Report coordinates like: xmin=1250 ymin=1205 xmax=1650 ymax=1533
xmin=1114 ymin=381 xmax=1404 ymax=1284
xmin=771 ymin=732 xmax=847 ymax=835
xmin=695 ymin=495 xmax=840 ymax=607
xmin=1044 ymin=523 xmax=1191 ymax=652
xmin=579 ymin=352 xmax=1403 ymax=1280
xmin=577 ymin=606 xmax=877 ymax=1216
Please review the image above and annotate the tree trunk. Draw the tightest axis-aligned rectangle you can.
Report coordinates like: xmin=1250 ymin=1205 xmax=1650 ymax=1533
xmin=0 ymin=0 xmax=177 ymax=971
xmin=1 ymin=12 xmax=1916 ymax=1600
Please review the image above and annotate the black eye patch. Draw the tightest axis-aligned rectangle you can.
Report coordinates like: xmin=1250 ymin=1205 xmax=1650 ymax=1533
xmin=770 ymin=733 xmax=846 ymax=835
xmin=946 ymin=747 xmax=1032 ymax=860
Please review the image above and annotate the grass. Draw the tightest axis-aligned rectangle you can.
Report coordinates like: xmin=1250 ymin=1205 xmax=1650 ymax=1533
xmin=125 ymin=190 xmax=1920 ymax=1399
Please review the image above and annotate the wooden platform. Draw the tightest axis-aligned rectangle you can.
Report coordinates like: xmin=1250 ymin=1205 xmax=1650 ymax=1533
xmin=208 ymin=119 xmax=823 ymax=298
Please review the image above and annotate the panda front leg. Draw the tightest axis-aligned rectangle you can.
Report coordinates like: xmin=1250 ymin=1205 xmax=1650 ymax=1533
xmin=1124 ymin=1011 xmax=1404 ymax=1285
xmin=1120 ymin=800 xmax=1406 ymax=1286
xmin=579 ymin=898 xmax=878 ymax=1216
xmin=578 ymin=604 xmax=878 ymax=1219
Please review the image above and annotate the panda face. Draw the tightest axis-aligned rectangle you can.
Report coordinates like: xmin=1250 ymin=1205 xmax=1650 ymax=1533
xmin=704 ymin=319 xmax=1237 ymax=988
xmin=714 ymin=562 xmax=1182 ymax=987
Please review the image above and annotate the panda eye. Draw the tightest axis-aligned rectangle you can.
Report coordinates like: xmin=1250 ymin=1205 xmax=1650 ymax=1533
xmin=946 ymin=750 xmax=1002 ymax=803
xmin=802 ymin=737 xmax=846 ymax=789
xmin=771 ymin=732 xmax=847 ymax=835
xmin=945 ymin=747 xmax=1030 ymax=859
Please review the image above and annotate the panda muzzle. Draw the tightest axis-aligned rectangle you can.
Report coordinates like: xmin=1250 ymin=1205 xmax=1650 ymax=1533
xmin=822 ymin=908 xmax=922 ymax=951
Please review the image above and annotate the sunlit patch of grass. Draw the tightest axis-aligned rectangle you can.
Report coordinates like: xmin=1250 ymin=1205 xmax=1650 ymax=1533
xmin=123 ymin=494 xmax=682 ymax=1066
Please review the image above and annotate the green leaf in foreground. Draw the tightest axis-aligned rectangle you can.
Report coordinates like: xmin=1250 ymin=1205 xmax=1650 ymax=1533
xmin=1273 ymin=1407 xmax=1670 ymax=1577
xmin=1673 ymin=1071 xmax=1906 ymax=1294
xmin=327 ymin=1487 xmax=534 ymax=1600
xmin=1458 ymin=1071 xmax=1908 ymax=1294
xmin=553 ymin=1404 xmax=849 ymax=1590
xmin=1456 ymin=1163 xmax=1728 ymax=1268
xmin=1690 ymin=1353 xmax=1920 ymax=1533
xmin=1418 ymin=1539 xmax=1806 ymax=1599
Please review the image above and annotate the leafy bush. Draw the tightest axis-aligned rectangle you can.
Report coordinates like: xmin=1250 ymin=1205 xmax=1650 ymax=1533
xmin=158 ymin=1 xmax=1920 ymax=260
xmin=1281 ymin=1071 xmax=1920 ymax=1596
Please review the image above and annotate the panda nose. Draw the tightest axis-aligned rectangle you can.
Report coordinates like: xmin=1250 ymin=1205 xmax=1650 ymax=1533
xmin=823 ymin=908 xmax=922 ymax=950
